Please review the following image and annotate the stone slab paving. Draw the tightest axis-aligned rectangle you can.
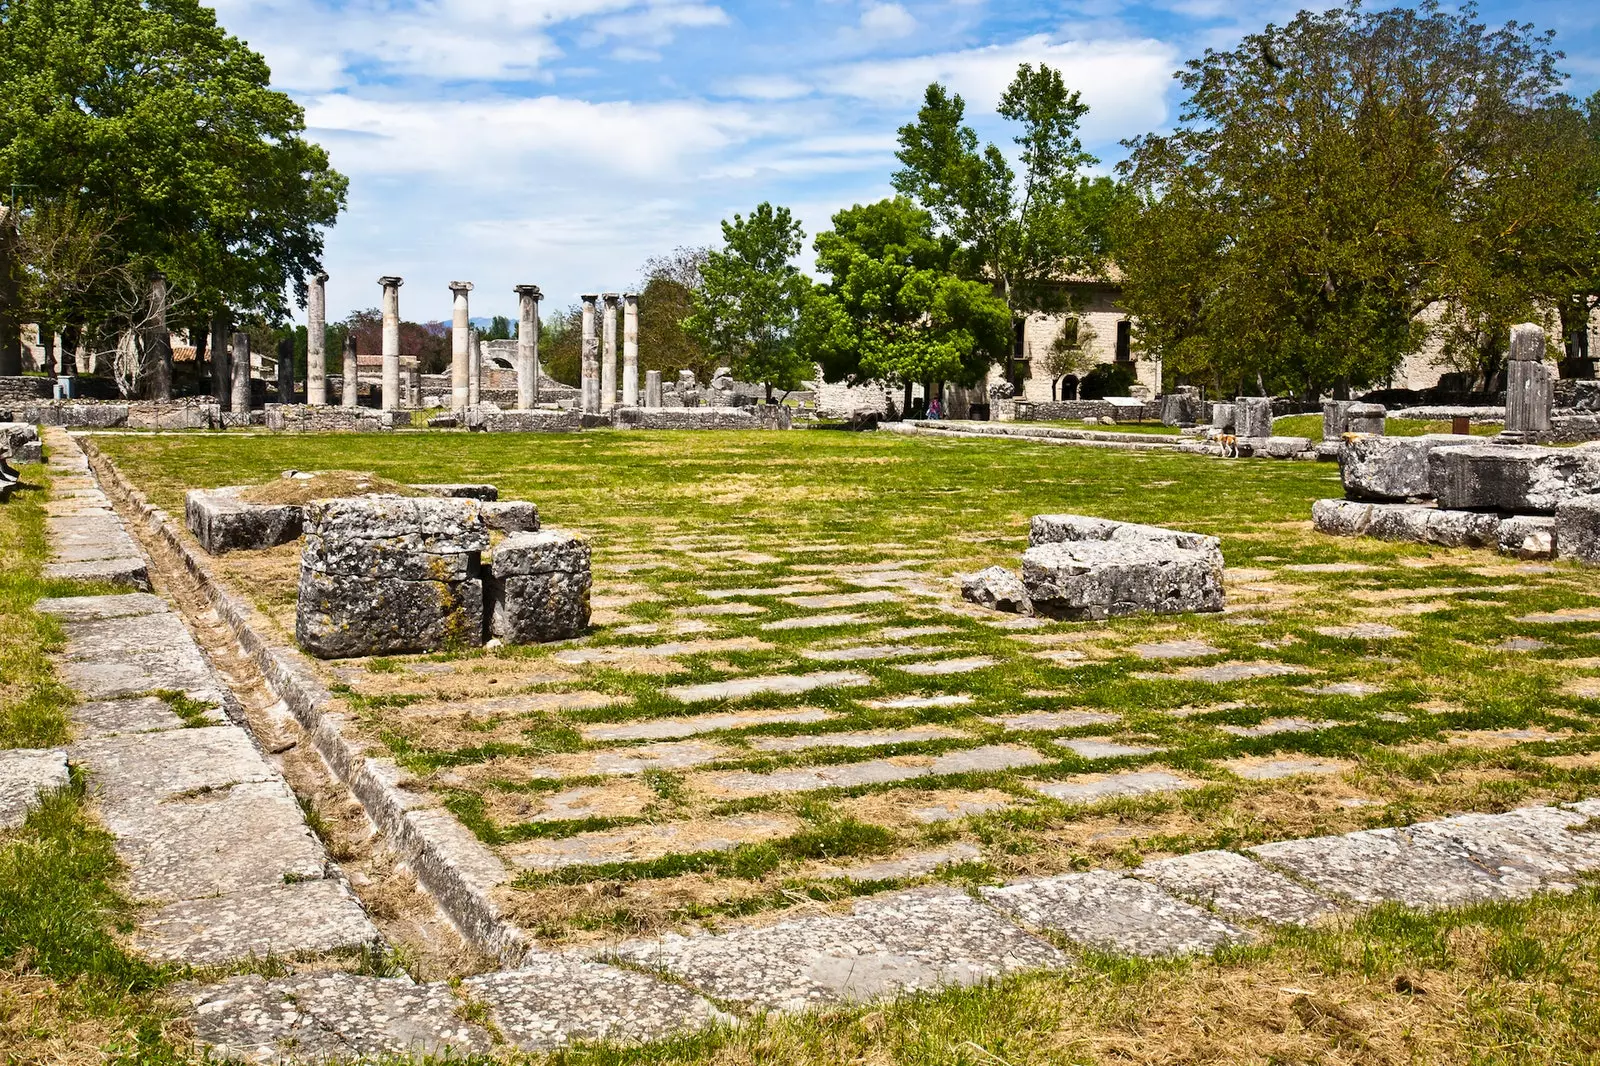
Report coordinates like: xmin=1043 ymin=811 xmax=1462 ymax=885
xmin=760 ymin=612 xmax=867 ymax=630
xmin=1225 ymin=757 xmax=1347 ymax=780
xmin=987 ymin=710 xmax=1120 ymax=730
xmin=982 ymin=871 xmax=1250 ymax=956
xmin=703 ymin=583 xmax=826 ymax=599
xmin=464 ymin=955 xmax=730 ymax=1050
xmin=1219 ymin=717 xmax=1332 ymax=737
xmin=525 ymin=739 xmax=732 ymax=777
xmin=37 ymin=430 xmax=150 ymax=589
xmin=506 ymin=813 xmax=798 ymax=871
xmin=870 ymin=694 xmax=973 ymax=709
xmin=680 ymin=602 xmax=766 ymax=616
xmin=1147 ymin=661 xmax=1312 ymax=683
xmin=72 ymin=695 xmax=224 ymax=738
xmin=881 ymin=625 xmax=956 ymax=638
xmin=613 ymin=887 xmax=1068 ymax=1013
xmin=803 ymin=644 xmax=940 ymax=662
xmin=1519 ymin=608 xmax=1600 ymax=623
xmin=138 ymin=879 xmax=378 ymax=963
xmin=580 ymin=707 xmax=834 ymax=742
xmin=910 ymin=795 xmax=1013 ymax=822
xmin=1130 ymin=640 xmax=1224 ymax=660
xmin=896 ymin=655 xmax=996 ymax=676
xmin=1027 ymin=770 xmax=1195 ymax=804
xmin=784 ymin=591 xmax=899 ymax=608
xmin=34 ymin=591 xmax=167 ymax=621
xmin=748 ymin=726 xmax=963 ymax=752
xmin=666 ymin=671 xmax=871 ymax=703
xmin=0 ymin=748 xmax=70 ymax=829
xmin=1497 ymin=637 xmax=1551 ymax=652
xmin=817 ymin=843 xmax=983 ymax=880
xmin=701 ymin=744 xmax=1049 ymax=798
xmin=1060 ymin=739 xmax=1164 ymax=759
xmin=1299 ymin=682 xmax=1382 ymax=697
xmin=1316 ymin=623 xmax=1409 ymax=639
xmin=1135 ymin=850 xmax=1339 ymax=925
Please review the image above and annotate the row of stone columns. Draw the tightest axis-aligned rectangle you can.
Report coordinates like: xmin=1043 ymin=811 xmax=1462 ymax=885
xmin=577 ymin=292 xmax=640 ymax=414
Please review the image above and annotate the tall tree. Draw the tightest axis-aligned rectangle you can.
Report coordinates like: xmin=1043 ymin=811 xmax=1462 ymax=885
xmin=637 ymin=246 xmax=714 ymax=382
xmin=893 ymin=63 xmax=1122 ymax=384
xmin=1116 ymin=2 xmax=1589 ymax=396
xmin=686 ymin=203 xmax=812 ymax=399
xmin=0 ymin=0 xmax=347 ymax=391
xmin=805 ymin=197 xmax=1010 ymax=391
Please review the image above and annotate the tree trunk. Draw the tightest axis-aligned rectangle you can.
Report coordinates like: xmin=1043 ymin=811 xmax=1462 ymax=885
xmin=145 ymin=274 xmax=172 ymax=400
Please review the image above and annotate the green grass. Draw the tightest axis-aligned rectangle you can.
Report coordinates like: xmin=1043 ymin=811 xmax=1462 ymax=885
xmin=1273 ymin=414 xmax=1502 ymax=439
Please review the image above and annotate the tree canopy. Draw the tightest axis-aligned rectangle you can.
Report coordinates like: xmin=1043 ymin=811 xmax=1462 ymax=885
xmin=685 ymin=203 xmax=813 ymax=397
xmin=805 ymin=197 xmax=1010 ymax=388
xmin=1115 ymin=1 xmax=1600 ymax=396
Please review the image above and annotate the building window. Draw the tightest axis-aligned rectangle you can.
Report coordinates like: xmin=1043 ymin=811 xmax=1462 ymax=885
xmin=1115 ymin=320 xmax=1131 ymax=363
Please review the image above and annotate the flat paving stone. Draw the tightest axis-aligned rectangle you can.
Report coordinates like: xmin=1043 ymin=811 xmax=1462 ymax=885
xmin=1136 ymin=850 xmax=1339 ymax=925
xmin=701 ymin=744 xmax=1050 ymax=797
xmin=36 ymin=592 xmax=166 ymax=621
xmin=1027 ymin=770 xmax=1194 ymax=804
xmin=521 ymin=784 xmax=653 ymax=823
xmin=818 ymin=843 xmax=983 ymax=880
xmin=666 ymin=671 xmax=871 ymax=703
xmin=60 ymin=613 xmax=223 ymax=702
xmin=1519 ymin=608 xmax=1600 ymax=624
xmin=679 ymin=602 xmax=766 ymax=616
xmin=1317 ymin=623 xmax=1409 ymax=639
xmin=505 ymin=813 xmax=798 ymax=871
xmin=784 ymin=591 xmax=900 ymax=609
xmin=1249 ymin=825 xmax=1548 ymax=909
xmin=526 ymin=739 xmax=733 ymax=777
xmin=613 ymin=887 xmax=1067 ymax=1012
xmin=896 ymin=656 xmax=997 ymax=676
xmin=72 ymin=696 xmax=223 ymax=737
xmin=869 ymin=694 xmax=973 ymax=709
xmin=987 ymin=615 xmax=1050 ymax=629
xmin=1224 ymin=757 xmax=1347 ymax=780
xmin=802 ymin=644 xmax=939 ymax=662
xmin=1220 ymin=717 xmax=1333 ymax=737
xmin=137 ymin=879 xmax=378 ymax=963
xmin=42 ymin=557 xmax=151 ymax=588
xmin=1405 ymin=805 xmax=1600 ymax=879
xmin=749 ymin=726 xmax=962 ymax=753
xmin=190 ymin=972 xmax=487 ymax=1062
xmin=554 ymin=638 xmax=768 ymax=665
xmin=702 ymin=584 xmax=826 ymax=599
xmin=0 ymin=748 xmax=70 ymax=829
xmin=1060 ymin=739 xmax=1164 ymax=759
xmin=985 ymin=710 xmax=1120 ymax=731
xmin=100 ymin=779 xmax=328 ymax=903
xmin=910 ymin=795 xmax=1013 ymax=822
xmin=761 ymin=613 xmax=868 ymax=630
xmin=464 ymin=956 xmax=728 ymax=1050
xmin=1497 ymin=637 xmax=1551 ymax=652
xmin=1130 ymin=640 xmax=1224 ymax=660
xmin=71 ymin=726 xmax=276 ymax=805
xmin=982 ymin=871 xmax=1249 ymax=956
xmin=580 ymin=707 xmax=834 ymax=743
xmin=1284 ymin=562 xmax=1375 ymax=573
xmin=1298 ymin=682 xmax=1382 ymax=697
xmin=881 ymin=625 xmax=956 ymax=638
xmin=1152 ymin=661 xmax=1311 ymax=684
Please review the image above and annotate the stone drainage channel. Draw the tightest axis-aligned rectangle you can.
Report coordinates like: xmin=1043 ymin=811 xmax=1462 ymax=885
xmin=0 ymin=428 xmax=1595 ymax=1062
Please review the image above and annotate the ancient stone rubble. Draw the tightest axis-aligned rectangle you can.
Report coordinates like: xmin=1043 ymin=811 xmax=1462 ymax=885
xmin=960 ymin=565 xmax=1033 ymax=614
xmin=488 ymin=529 xmax=593 ymax=643
xmin=1429 ymin=443 xmax=1600 ymax=514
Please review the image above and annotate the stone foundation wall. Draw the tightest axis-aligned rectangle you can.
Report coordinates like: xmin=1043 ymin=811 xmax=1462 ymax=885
xmin=263 ymin=405 xmax=403 ymax=432
xmin=21 ymin=399 xmax=221 ymax=429
xmin=612 ymin=406 xmax=790 ymax=430
xmin=0 ymin=376 xmax=52 ymax=406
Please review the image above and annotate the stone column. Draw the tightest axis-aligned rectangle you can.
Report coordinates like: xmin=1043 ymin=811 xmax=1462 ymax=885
xmin=449 ymin=281 xmax=472 ymax=411
xmin=622 ymin=292 xmax=640 ymax=407
xmin=210 ymin=313 xmax=229 ymax=406
xmin=601 ymin=293 xmax=620 ymax=411
xmin=1503 ymin=322 xmax=1554 ymax=444
xmin=580 ymin=294 xmax=599 ymax=413
xmin=514 ymin=284 xmax=542 ymax=409
xmin=1321 ymin=400 xmax=1351 ymax=440
xmin=403 ymin=358 xmax=421 ymax=409
xmin=277 ymin=335 xmax=295 ymax=403
xmin=230 ymin=331 xmax=251 ymax=416
xmin=379 ymin=276 xmax=403 ymax=411
xmin=342 ymin=334 xmax=359 ymax=407
xmin=0 ymin=205 xmax=20 ymax=376
xmin=645 ymin=369 xmax=663 ymax=408
xmin=1235 ymin=396 xmax=1273 ymax=439
xmin=146 ymin=273 xmax=172 ymax=400
xmin=468 ymin=326 xmax=482 ymax=407
xmin=307 ymin=271 xmax=328 ymax=405
xmin=1346 ymin=402 xmax=1386 ymax=436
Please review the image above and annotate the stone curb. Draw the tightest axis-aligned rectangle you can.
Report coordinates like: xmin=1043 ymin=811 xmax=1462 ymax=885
xmin=76 ymin=435 xmax=529 ymax=964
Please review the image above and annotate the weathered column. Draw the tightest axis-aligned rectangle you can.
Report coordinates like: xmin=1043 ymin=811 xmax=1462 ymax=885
xmin=404 ymin=358 xmax=421 ymax=409
xmin=146 ymin=273 xmax=173 ymax=400
xmin=1503 ymin=323 xmax=1554 ymax=444
xmin=580 ymin=294 xmax=599 ymax=413
xmin=277 ymin=335 xmax=296 ymax=403
xmin=601 ymin=293 xmax=620 ymax=411
xmin=1235 ymin=396 xmax=1273 ymax=439
xmin=340 ymin=334 xmax=359 ymax=407
xmin=230 ymin=331 xmax=251 ymax=416
xmin=210 ymin=313 xmax=229 ymax=405
xmin=468 ymin=326 xmax=482 ymax=407
xmin=1321 ymin=400 xmax=1351 ymax=440
xmin=645 ymin=369 xmax=663 ymax=408
xmin=514 ymin=284 xmax=541 ymax=409
xmin=622 ymin=292 xmax=640 ymax=407
xmin=449 ymin=281 xmax=472 ymax=411
xmin=307 ymin=271 xmax=328 ymax=405
xmin=379 ymin=276 xmax=402 ymax=411
xmin=0 ymin=205 xmax=20 ymax=376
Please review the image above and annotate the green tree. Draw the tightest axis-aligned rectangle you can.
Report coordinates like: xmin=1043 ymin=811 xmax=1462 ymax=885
xmin=637 ymin=246 xmax=714 ymax=382
xmin=893 ymin=63 xmax=1122 ymax=385
xmin=806 ymin=197 xmax=1010 ymax=393
xmin=686 ymin=203 xmax=812 ymax=399
xmin=0 ymin=0 xmax=347 ymax=389
xmin=1116 ymin=3 xmax=1589 ymax=397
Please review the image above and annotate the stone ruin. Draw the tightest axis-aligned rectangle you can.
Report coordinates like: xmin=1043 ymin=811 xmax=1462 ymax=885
xmin=0 ymin=421 xmax=40 ymax=499
xmin=963 ymin=514 xmax=1225 ymax=620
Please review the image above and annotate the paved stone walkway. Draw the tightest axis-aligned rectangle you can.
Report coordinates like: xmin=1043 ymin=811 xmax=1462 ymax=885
xmin=39 ymin=438 xmax=150 ymax=588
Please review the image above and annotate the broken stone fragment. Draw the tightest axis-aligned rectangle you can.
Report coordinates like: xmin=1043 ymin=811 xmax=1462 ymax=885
xmin=1555 ymin=494 xmax=1600 ymax=566
xmin=1339 ymin=435 xmax=1471 ymax=501
xmin=488 ymin=529 xmax=592 ymax=644
xmin=960 ymin=565 xmax=1032 ymax=615
xmin=1429 ymin=444 xmax=1600 ymax=514
xmin=185 ymin=486 xmax=303 ymax=554
xmin=1021 ymin=539 xmax=1223 ymax=621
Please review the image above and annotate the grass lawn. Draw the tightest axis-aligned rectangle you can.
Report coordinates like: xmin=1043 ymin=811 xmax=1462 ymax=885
xmin=52 ymin=427 xmax=1600 ymax=1062
xmin=1273 ymin=414 xmax=1502 ymax=439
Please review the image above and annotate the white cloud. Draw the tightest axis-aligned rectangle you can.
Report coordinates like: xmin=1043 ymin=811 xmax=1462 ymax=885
xmin=859 ymin=3 xmax=918 ymax=39
xmin=717 ymin=75 xmax=814 ymax=100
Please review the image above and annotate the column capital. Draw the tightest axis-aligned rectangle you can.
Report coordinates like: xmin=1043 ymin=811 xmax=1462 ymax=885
xmin=602 ymin=292 xmax=621 ymax=304
xmin=514 ymin=284 xmax=543 ymax=299
xmin=314 ymin=271 xmax=329 ymax=284
xmin=449 ymin=280 xmax=475 ymax=295
xmin=378 ymin=275 xmax=404 ymax=288
xmin=622 ymin=292 xmax=639 ymax=303
xmin=581 ymin=293 xmax=600 ymax=304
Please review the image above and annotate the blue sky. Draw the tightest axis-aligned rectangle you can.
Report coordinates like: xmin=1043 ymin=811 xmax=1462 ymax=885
xmin=208 ymin=0 xmax=1600 ymax=324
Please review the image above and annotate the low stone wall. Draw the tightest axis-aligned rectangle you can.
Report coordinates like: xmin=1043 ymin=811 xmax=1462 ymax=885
xmin=0 ymin=376 xmax=52 ymax=406
xmin=613 ymin=406 xmax=789 ymax=430
xmin=464 ymin=408 xmax=582 ymax=433
xmin=21 ymin=399 xmax=221 ymax=429
xmin=263 ymin=404 xmax=402 ymax=432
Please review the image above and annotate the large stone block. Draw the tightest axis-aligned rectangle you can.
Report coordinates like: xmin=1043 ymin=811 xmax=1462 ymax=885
xmin=1346 ymin=402 xmax=1386 ymax=436
xmin=1340 ymin=435 xmax=1471 ymax=501
xmin=1030 ymin=514 xmax=1222 ymax=568
xmin=1428 ymin=444 xmax=1600 ymax=514
xmin=1555 ymin=495 xmax=1600 ymax=566
xmin=297 ymin=570 xmax=483 ymax=658
xmin=1321 ymin=401 xmax=1351 ymax=440
xmin=1022 ymin=540 xmax=1223 ymax=621
xmin=1311 ymin=499 xmax=1501 ymax=547
xmin=1235 ymin=397 xmax=1273 ymax=439
xmin=186 ymin=487 xmax=303 ymax=555
xmin=488 ymin=529 xmax=591 ymax=644
xmin=1497 ymin=514 xmax=1556 ymax=560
